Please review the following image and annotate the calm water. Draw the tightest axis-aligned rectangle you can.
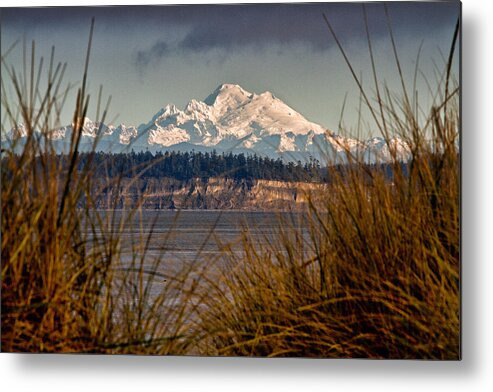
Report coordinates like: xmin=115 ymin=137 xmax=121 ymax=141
xmin=95 ymin=210 xmax=314 ymax=314
xmin=112 ymin=210 xmax=311 ymax=265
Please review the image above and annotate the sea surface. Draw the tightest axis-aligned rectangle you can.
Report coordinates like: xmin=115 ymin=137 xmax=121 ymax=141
xmin=92 ymin=210 xmax=315 ymax=318
xmin=111 ymin=210 xmax=311 ymax=265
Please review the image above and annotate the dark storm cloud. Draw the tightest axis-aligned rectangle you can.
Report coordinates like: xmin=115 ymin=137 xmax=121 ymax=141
xmin=135 ymin=41 xmax=171 ymax=68
xmin=135 ymin=2 xmax=459 ymax=69
xmin=130 ymin=3 xmax=338 ymax=68
xmin=3 ymin=2 xmax=460 ymax=68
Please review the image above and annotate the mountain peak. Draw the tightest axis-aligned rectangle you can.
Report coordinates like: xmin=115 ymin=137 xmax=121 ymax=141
xmin=217 ymin=83 xmax=249 ymax=93
xmin=204 ymin=83 xmax=253 ymax=107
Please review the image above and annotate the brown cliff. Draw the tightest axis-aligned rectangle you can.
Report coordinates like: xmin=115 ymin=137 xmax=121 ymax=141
xmin=91 ymin=177 xmax=325 ymax=210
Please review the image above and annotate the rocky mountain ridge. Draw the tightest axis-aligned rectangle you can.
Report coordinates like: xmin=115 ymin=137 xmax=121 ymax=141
xmin=5 ymin=83 xmax=410 ymax=163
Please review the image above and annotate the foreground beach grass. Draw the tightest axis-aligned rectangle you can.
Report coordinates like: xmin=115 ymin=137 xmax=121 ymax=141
xmin=194 ymin=13 xmax=460 ymax=359
xmin=1 ymin=17 xmax=459 ymax=358
xmin=1 ymin=27 xmax=202 ymax=354
xmin=197 ymin=119 xmax=459 ymax=358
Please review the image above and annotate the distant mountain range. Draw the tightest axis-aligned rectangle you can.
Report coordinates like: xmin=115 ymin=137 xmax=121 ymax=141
xmin=4 ymin=83 xmax=410 ymax=163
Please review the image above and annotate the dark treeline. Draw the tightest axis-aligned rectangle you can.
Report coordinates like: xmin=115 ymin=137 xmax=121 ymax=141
xmin=75 ymin=150 xmax=325 ymax=182
xmin=2 ymin=149 xmax=409 ymax=184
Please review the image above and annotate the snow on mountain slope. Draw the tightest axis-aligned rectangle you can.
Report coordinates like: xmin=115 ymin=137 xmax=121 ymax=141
xmin=204 ymin=83 xmax=252 ymax=110
xmin=5 ymin=83 xmax=412 ymax=162
xmin=136 ymin=83 xmax=328 ymax=148
xmin=113 ymin=124 xmax=138 ymax=145
xmin=363 ymin=137 xmax=411 ymax=162
xmin=214 ymin=86 xmax=327 ymax=138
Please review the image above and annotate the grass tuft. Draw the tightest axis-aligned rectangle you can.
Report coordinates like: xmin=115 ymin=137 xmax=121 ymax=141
xmin=194 ymin=12 xmax=460 ymax=359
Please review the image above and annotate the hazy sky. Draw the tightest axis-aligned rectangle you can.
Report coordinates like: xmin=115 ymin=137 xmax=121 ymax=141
xmin=1 ymin=2 xmax=460 ymax=135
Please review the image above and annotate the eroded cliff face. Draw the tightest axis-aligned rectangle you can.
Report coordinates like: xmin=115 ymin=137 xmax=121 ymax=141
xmin=92 ymin=177 xmax=325 ymax=210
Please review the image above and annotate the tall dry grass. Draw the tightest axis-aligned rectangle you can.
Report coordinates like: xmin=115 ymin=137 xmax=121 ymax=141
xmin=195 ymin=9 xmax=460 ymax=359
xmin=1 ymin=10 xmax=460 ymax=359
xmin=1 ymin=22 xmax=202 ymax=354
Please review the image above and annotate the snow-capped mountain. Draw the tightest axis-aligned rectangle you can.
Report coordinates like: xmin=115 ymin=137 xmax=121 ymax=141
xmin=132 ymin=84 xmax=327 ymax=150
xmin=4 ymin=83 xmax=410 ymax=162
